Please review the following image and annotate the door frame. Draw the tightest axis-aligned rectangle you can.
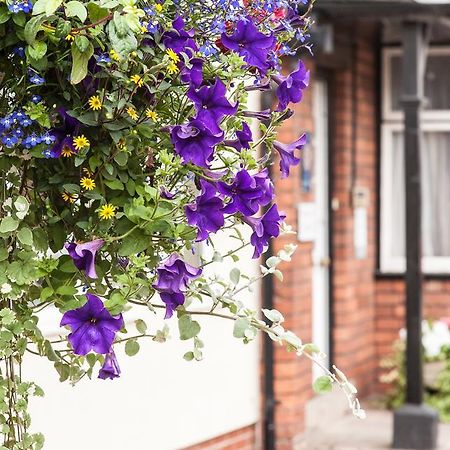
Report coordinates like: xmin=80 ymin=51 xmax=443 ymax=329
xmin=311 ymin=76 xmax=333 ymax=378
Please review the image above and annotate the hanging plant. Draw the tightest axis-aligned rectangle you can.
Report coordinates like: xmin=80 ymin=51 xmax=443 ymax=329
xmin=0 ymin=0 xmax=364 ymax=446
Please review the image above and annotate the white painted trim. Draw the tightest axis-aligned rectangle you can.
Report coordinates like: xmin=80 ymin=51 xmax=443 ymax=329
xmin=380 ymin=122 xmax=450 ymax=273
xmin=382 ymin=46 xmax=450 ymax=122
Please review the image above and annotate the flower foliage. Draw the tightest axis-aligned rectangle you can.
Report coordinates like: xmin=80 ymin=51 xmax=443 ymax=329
xmin=0 ymin=0 xmax=364 ymax=446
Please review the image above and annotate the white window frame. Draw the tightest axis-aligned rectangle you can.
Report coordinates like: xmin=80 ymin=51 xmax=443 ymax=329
xmin=380 ymin=46 xmax=450 ymax=274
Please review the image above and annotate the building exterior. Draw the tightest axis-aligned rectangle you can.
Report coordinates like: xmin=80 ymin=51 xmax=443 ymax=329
xmin=28 ymin=1 xmax=450 ymax=449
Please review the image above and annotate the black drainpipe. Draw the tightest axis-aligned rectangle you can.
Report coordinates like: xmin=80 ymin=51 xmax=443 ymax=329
xmin=261 ymin=88 xmax=276 ymax=450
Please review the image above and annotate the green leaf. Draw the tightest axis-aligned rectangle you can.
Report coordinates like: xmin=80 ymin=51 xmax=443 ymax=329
xmin=178 ymin=315 xmax=200 ymax=341
xmin=45 ymin=341 xmax=59 ymax=362
xmin=40 ymin=286 xmax=54 ymax=301
xmin=70 ymin=41 xmax=94 ymax=84
xmin=17 ymin=227 xmax=33 ymax=246
xmin=104 ymin=179 xmax=124 ymax=190
xmin=0 ymin=217 xmax=19 ymax=234
xmin=65 ymin=1 xmax=87 ymax=22
xmin=135 ymin=319 xmax=147 ymax=334
xmin=24 ymin=14 xmax=47 ymax=44
xmin=74 ymin=35 xmax=90 ymax=53
xmin=313 ymin=375 xmax=333 ymax=394
xmin=104 ymin=292 xmax=125 ymax=315
xmin=125 ymin=339 xmax=140 ymax=356
xmin=118 ymin=230 xmax=149 ymax=256
xmin=0 ymin=5 xmax=10 ymax=24
xmin=27 ymin=41 xmax=47 ymax=60
xmin=87 ymin=3 xmax=109 ymax=22
xmin=183 ymin=351 xmax=194 ymax=361
xmin=56 ymin=285 xmax=77 ymax=296
xmin=233 ymin=317 xmax=251 ymax=339
xmin=14 ymin=195 xmax=29 ymax=219
xmin=230 ymin=268 xmax=240 ymax=285
xmin=55 ymin=19 xmax=72 ymax=38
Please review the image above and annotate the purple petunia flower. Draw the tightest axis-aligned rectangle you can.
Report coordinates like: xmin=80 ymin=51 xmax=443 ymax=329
xmin=274 ymin=60 xmax=310 ymax=111
xmin=218 ymin=169 xmax=273 ymax=217
xmin=153 ymin=253 xmax=202 ymax=293
xmin=187 ymin=78 xmax=237 ymax=133
xmin=225 ymin=122 xmax=253 ymax=151
xmin=159 ymin=292 xmax=186 ymax=319
xmin=185 ymin=180 xmax=225 ymax=241
xmin=65 ymin=239 xmax=104 ymax=279
xmin=98 ymin=351 xmax=121 ymax=380
xmin=60 ymin=294 xmax=124 ymax=355
xmin=180 ymin=58 xmax=204 ymax=88
xmin=242 ymin=109 xmax=272 ymax=121
xmin=153 ymin=254 xmax=202 ymax=319
xmin=163 ymin=17 xmax=198 ymax=55
xmin=247 ymin=204 xmax=286 ymax=258
xmin=48 ymin=108 xmax=81 ymax=158
xmin=221 ymin=18 xmax=276 ymax=74
xmin=170 ymin=118 xmax=223 ymax=167
xmin=273 ymin=134 xmax=307 ymax=179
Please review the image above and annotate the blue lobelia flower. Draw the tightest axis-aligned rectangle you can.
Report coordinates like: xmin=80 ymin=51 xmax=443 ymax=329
xmin=273 ymin=134 xmax=307 ymax=178
xmin=274 ymin=60 xmax=309 ymax=111
xmin=221 ymin=17 xmax=276 ymax=74
xmin=185 ymin=180 xmax=225 ymax=241
xmin=170 ymin=118 xmax=223 ymax=167
xmin=60 ymin=294 xmax=124 ymax=356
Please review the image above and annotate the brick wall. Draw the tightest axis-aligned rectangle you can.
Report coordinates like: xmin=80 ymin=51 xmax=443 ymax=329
xmin=182 ymin=425 xmax=257 ymax=450
xmin=330 ymin=25 xmax=378 ymax=397
xmin=271 ymin=58 xmax=315 ymax=449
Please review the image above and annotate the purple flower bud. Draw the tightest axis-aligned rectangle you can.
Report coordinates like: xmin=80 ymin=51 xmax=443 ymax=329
xmin=65 ymin=239 xmax=104 ymax=279
xmin=98 ymin=351 xmax=121 ymax=380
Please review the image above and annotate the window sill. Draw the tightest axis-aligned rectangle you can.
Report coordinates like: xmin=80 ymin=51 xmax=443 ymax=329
xmin=375 ymin=270 xmax=450 ymax=280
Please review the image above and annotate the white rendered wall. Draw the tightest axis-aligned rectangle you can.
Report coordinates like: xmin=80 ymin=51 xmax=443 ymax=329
xmin=27 ymin=229 xmax=260 ymax=450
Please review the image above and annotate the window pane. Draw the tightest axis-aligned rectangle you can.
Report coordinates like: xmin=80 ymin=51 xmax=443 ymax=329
xmin=386 ymin=131 xmax=450 ymax=258
xmin=390 ymin=53 xmax=450 ymax=111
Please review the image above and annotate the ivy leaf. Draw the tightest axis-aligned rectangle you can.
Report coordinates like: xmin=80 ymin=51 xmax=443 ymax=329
xmin=24 ymin=14 xmax=47 ymax=44
xmin=74 ymin=35 xmax=90 ymax=53
xmin=313 ymin=375 xmax=333 ymax=394
xmin=0 ymin=217 xmax=19 ymax=234
xmin=17 ymin=227 xmax=33 ymax=246
xmin=65 ymin=1 xmax=87 ymax=23
xmin=229 ymin=268 xmax=240 ymax=285
xmin=233 ymin=317 xmax=251 ymax=338
xmin=14 ymin=196 xmax=29 ymax=220
xmin=125 ymin=339 xmax=140 ymax=356
xmin=118 ymin=230 xmax=149 ymax=256
xmin=46 ymin=0 xmax=62 ymax=15
xmin=70 ymin=41 xmax=94 ymax=85
xmin=178 ymin=315 xmax=201 ymax=341
xmin=27 ymin=41 xmax=47 ymax=60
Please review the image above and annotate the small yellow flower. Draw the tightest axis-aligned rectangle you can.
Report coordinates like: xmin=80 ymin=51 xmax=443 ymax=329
xmin=130 ymin=74 xmax=144 ymax=87
xmin=88 ymin=95 xmax=102 ymax=111
xmin=140 ymin=24 xmax=148 ymax=33
xmin=65 ymin=34 xmax=75 ymax=42
xmin=167 ymin=61 xmax=179 ymax=75
xmin=61 ymin=145 xmax=76 ymax=158
xmin=145 ymin=109 xmax=158 ymax=121
xmin=166 ymin=48 xmax=180 ymax=63
xmin=127 ymin=107 xmax=139 ymax=121
xmin=98 ymin=203 xmax=117 ymax=220
xmin=155 ymin=3 xmax=163 ymax=13
xmin=62 ymin=192 xmax=78 ymax=203
xmin=82 ymin=167 xmax=93 ymax=177
xmin=109 ymin=49 xmax=121 ymax=62
xmin=80 ymin=177 xmax=96 ymax=191
xmin=73 ymin=135 xmax=90 ymax=151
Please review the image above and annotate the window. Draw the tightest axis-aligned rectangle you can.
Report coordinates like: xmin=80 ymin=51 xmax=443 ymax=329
xmin=380 ymin=47 xmax=450 ymax=273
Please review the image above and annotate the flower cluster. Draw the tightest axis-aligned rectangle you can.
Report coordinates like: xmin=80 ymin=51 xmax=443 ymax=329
xmin=0 ymin=1 xmax=364 ymax=447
